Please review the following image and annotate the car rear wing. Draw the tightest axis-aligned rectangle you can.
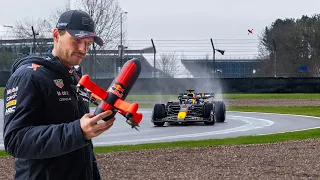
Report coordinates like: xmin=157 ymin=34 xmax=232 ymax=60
xmin=197 ymin=93 xmax=215 ymax=99
xmin=178 ymin=93 xmax=215 ymax=99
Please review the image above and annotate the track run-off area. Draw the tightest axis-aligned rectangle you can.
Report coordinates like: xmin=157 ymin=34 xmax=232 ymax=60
xmin=1 ymin=100 xmax=320 ymax=149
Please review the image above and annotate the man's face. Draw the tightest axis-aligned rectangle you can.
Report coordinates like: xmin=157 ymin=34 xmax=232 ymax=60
xmin=54 ymin=29 xmax=94 ymax=68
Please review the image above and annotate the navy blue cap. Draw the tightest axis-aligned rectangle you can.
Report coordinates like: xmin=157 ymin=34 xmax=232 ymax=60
xmin=56 ymin=10 xmax=104 ymax=46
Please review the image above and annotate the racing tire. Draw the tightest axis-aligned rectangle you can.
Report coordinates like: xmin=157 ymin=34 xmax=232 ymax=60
xmin=204 ymin=110 xmax=215 ymax=125
xmin=214 ymin=101 xmax=226 ymax=122
xmin=152 ymin=104 xmax=166 ymax=126
xmin=203 ymin=103 xmax=215 ymax=125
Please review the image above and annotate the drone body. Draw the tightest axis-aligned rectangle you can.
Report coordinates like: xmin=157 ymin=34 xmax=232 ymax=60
xmin=248 ymin=29 xmax=254 ymax=35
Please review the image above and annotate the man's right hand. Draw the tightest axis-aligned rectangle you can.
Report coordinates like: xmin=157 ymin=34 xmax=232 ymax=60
xmin=80 ymin=110 xmax=116 ymax=140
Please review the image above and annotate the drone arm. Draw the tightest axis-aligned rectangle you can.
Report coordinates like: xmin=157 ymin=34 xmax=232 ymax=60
xmin=78 ymin=75 xmax=108 ymax=100
xmin=91 ymin=93 xmax=102 ymax=101
xmin=114 ymin=98 xmax=142 ymax=124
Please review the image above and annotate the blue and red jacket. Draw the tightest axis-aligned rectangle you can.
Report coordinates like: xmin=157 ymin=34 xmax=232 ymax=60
xmin=3 ymin=51 xmax=101 ymax=180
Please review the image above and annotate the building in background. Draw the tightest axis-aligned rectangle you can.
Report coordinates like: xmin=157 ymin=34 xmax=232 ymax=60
xmin=0 ymin=38 xmax=171 ymax=78
xmin=181 ymin=58 xmax=263 ymax=78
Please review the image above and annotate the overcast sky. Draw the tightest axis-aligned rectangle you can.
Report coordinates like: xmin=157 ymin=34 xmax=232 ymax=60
xmin=119 ymin=0 xmax=320 ymax=40
xmin=1 ymin=0 xmax=320 ymax=59
xmin=1 ymin=0 xmax=319 ymax=39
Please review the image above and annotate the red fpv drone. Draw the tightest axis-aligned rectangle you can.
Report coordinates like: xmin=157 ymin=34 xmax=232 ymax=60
xmin=248 ymin=29 xmax=253 ymax=35
xmin=76 ymin=58 xmax=142 ymax=130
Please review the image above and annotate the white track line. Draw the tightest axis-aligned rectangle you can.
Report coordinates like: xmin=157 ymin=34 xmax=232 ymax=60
xmin=93 ymin=115 xmax=274 ymax=146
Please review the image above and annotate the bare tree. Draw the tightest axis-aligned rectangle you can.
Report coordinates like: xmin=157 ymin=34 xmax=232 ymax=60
xmin=47 ymin=4 xmax=71 ymax=31
xmin=48 ymin=0 xmax=125 ymax=49
xmin=73 ymin=0 xmax=125 ymax=50
xmin=201 ymin=53 xmax=211 ymax=77
xmin=204 ymin=53 xmax=210 ymax=60
xmin=8 ymin=1 xmax=68 ymax=40
xmin=48 ymin=0 xmax=125 ymax=76
xmin=156 ymin=52 xmax=180 ymax=77
xmin=72 ymin=0 xmax=125 ymax=77
xmin=3 ymin=19 xmax=52 ymax=54
xmin=11 ymin=0 xmax=125 ymax=50
xmin=12 ymin=19 xmax=52 ymax=39
xmin=7 ymin=0 xmax=125 ymax=76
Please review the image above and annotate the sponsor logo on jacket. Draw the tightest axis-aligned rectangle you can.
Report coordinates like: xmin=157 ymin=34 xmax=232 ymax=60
xmin=5 ymin=106 xmax=16 ymax=116
xmin=6 ymin=100 xmax=17 ymax=108
xmin=59 ymin=97 xmax=72 ymax=102
xmin=57 ymin=91 xmax=70 ymax=96
xmin=5 ymin=86 xmax=19 ymax=116
xmin=27 ymin=63 xmax=42 ymax=71
xmin=7 ymin=86 xmax=18 ymax=95
xmin=53 ymin=79 xmax=64 ymax=89
xmin=6 ymin=93 xmax=17 ymax=101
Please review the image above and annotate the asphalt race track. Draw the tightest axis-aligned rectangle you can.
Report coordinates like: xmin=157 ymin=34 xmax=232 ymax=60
xmin=1 ymin=99 xmax=320 ymax=150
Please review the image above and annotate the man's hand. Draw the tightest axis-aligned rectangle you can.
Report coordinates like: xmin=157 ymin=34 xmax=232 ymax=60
xmin=80 ymin=110 xmax=116 ymax=140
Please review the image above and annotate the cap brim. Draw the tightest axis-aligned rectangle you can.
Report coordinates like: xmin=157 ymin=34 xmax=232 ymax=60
xmin=67 ymin=29 xmax=104 ymax=46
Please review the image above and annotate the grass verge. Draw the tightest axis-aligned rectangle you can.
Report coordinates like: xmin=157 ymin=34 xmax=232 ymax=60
xmin=0 ymin=87 xmax=3 ymax=99
xmin=123 ymin=93 xmax=320 ymax=101
xmin=1 ymin=106 xmax=320 ymax=157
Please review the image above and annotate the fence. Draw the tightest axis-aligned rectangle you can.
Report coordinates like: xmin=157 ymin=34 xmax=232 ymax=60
xmin=0 ymin=38 xmax=319 ymax=78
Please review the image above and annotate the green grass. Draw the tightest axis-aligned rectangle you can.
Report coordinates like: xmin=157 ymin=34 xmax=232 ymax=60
xmin=0 ymin=151 xmax=9 ymax=157
xmin=0 ymin=87 xmax=3 ymax=99
xmin=1 ymin=106 xmax=320 ymax=157
xmin=126 ymin=94 xmax=177 ymax=101
xmin=125 ymin=93 xmax=320 ymax=101
xmin=126 ymin=93 xmax=320 ymax=101
xmin=1 ymin=86 xmax=320 ymax=100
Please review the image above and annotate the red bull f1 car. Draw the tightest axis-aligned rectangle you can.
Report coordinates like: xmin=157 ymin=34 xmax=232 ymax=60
xmin=151 ymin=90 xmax=226 ymax=126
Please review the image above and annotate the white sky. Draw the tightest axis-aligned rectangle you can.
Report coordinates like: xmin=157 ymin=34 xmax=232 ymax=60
xmin=1 ymin=0 xmax=319 ymax=39
xmin=0 ymin=0 xmax=320 ymax=60
xmin=119 ymin=0 xmax=320 ymax=39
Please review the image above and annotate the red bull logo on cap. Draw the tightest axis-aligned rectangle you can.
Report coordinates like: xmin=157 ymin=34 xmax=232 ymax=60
xmin=108 ymin=83 xmax=125 ymax=98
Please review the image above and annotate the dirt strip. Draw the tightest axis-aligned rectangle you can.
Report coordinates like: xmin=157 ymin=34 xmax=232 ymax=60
xmin=1 ymin=139 xmax=320 ymax=180
xmin=224 ymin=99 xmax=320 ymax=106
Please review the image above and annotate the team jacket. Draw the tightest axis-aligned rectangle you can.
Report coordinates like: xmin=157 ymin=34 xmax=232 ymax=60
xmin=3 ymin=51 xmax=101 ymax=180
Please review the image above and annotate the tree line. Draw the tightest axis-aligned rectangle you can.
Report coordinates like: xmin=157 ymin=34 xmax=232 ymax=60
xmin=259 ymin=14 xmax=320 ymax=77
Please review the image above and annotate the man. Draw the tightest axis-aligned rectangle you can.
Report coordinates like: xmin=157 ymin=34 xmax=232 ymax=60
xmin=3 ymin=10 xmax=115 ymax=180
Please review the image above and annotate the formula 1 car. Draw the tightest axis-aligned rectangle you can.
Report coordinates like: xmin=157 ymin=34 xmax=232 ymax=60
xmin=151 ymin=89 xmax=226 ymax=126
